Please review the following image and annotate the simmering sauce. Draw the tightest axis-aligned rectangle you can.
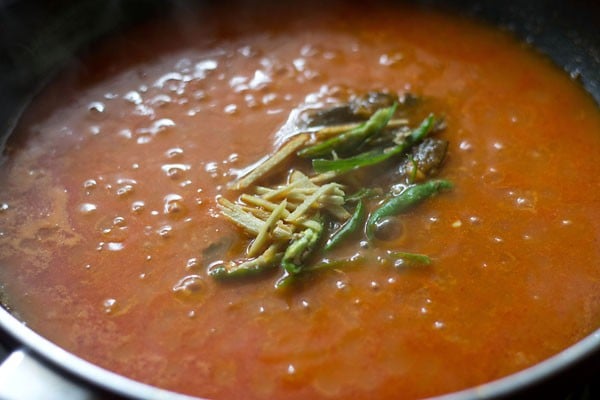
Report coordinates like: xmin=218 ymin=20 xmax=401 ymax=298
xmin=1 ymin=2 xmax=600 ymax=399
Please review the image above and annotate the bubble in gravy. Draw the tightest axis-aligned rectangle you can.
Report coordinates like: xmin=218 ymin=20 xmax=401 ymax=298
xmin=230 ymin=75 xmax=248 ymax=92
xmin=124 ymin=91 xmax=142 ymax=105
xmin=166 ymin=147 xmax=184 ymax=159
xmin=458 ymin=140 xmax=473 ymax=151
xmin=172 ymin=275 xmax=205 ymax=301
xmin=161 ymin=163 xmax=190 ymax=180
xmin=107 ymin=242 xmax=125 ymax=251
xmin=115 ymin=178 xmax=137 ymax=198
xmin=189 ymin=89 xmax=206 ymax=102
xmin=433 ymin=321 xmax=445 ymax=329
xmin=186 ymin=257 xmax=200 ymax=270
xmin=83 ymin=179 xmax=97 ymax=192
xmin=88 ymin=125 xmax=101 ymax=136
xmin=482 ymin=166 xmax=505 ymax=185
xmin=335 ymin=280 xmax=348 ymax=290
xmin=116 ymin=185 xmax=134 ymax=198
xmin=164 ymin=194 xmax=187 ymax=218
xmin=131 ymin=201 xmax=145 ymax=214
xmin=262 ymin=93 xmax=277 ymax=105
xmin=292 ymin=58 xmax=306 ymax=72
xmin=138 ymin=118 xmax=176 ymax=139
xmin=249 ymin=70 xmax=272 ymax=89
xmin=153 ymin=72 xmax=191 ymax=89
xmin=193 ymin=59 xmax=218 ymax=80
xmin=379 ymin=51 xmax=403 ymax=66
xmin=238 ymin=45 xmax=255 ymax=57
xmin=204 ymin=162 xmax=219 ymax=177
xmin=79 ymin=203 xmax=97 ymax=214
xmin=149 ymin=94 xmax=173 ymax=107
xmin=133 ymin=104 xmax=155 ymax=118
xmin=506 ymin=189 xmax=538 ymax=212
xmin=187 ymin=107 xmax=201 ymax=116
xmin=244 ymin=94 xmax=258 ymax=108
xmin=87 ymin=101 xmax=106 ymax=119
xmin=224 ymin=104 xmax=238 ymax=114
xmin=157 ymin=225 xmax=173 ymax=238
xmin=103 ymin=298 xmax=118 ymax=314
xmin=97 ymin=216 xmax=128 ymax=245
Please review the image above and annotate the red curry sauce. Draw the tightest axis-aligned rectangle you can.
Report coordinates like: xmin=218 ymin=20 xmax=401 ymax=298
xmin=1 ymin=2 xmax=600 ymax=399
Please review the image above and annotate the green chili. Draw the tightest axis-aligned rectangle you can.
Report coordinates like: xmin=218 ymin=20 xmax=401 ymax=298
xmin=345 ymin=187 xmax=381 ymax=202
xmin=312 ymin=145 xmax=403 ymax=173
xmin=298 ymin=103 xmax=397 ymax=158
xmin=389 ymin=251 xmax=432 ymax=267
xmin=311 ymin=114 xmax=439 ymax=174
xmin=406 ymin=113 xmax=437 ymax=144
xmin=366 ymin=179 xmax=453 ymax=240
xmin=324 ymin=200 xmax=366 ymax=251
xmin=281 ymin=224 xmax=323 ymax=275
xmin=275 ymin=255 xmax=366 ymax=289
xmin=208 ymin=244 xmax=282 ymax=280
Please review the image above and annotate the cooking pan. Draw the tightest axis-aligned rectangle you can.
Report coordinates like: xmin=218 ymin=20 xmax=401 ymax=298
xmin=0 ymin=0 xmax=598 ymax=399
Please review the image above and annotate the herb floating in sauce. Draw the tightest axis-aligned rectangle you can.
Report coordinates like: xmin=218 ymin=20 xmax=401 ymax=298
xmin=212 ymin=92 xmax=453 ymax=288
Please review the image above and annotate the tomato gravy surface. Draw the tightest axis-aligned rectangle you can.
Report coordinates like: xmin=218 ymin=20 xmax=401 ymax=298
xmin=1 ymin=2 xmax=600 ymax=399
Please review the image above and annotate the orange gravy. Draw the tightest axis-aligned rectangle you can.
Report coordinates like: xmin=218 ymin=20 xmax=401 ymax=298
xmin=1 ymin=2 xmax=600 ymax=399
